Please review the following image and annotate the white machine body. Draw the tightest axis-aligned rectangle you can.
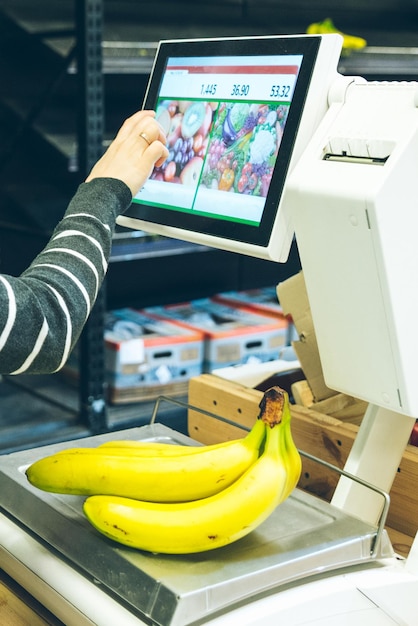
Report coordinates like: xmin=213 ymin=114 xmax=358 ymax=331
xmin=287 ymin=77 xmax=418 ymax=416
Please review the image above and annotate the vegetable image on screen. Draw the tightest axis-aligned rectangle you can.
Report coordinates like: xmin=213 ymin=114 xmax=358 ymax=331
xmin=201 ymin=102 xmax=288 ymax=197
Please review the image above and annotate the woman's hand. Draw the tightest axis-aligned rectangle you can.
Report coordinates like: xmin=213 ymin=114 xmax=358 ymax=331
xmin=86 ymin=110 xmax=169 ymax=197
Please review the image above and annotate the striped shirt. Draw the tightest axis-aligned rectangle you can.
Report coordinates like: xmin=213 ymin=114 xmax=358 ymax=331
xmin=0 ymin=178 xmax=132 ymax=375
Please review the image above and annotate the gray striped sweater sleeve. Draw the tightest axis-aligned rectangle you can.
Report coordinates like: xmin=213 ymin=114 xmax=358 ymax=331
xmin=0 ymin=177 xmax=132 ymax=375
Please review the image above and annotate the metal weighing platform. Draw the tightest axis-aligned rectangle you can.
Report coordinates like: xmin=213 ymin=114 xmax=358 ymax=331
xmin=0 ymin=417 xmax=393 ymax=626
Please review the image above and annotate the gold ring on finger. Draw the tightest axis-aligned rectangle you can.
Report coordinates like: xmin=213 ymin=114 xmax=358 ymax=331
xmin=139 ymin=132 xmax=152 ymax=146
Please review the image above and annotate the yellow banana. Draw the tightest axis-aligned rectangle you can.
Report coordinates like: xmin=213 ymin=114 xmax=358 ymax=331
xmin=97 ymin=438 xmax=241 ymax=456
xmin=25 ymin=418 xmax=265 ymax=502
xmin=280 ymin=396 xmax=302 ymax=499
xmin=51 ymin=444 xmax=215 ymax=457
xmin=306 ymin=18 xmax=367 ymax=51
xmin=257 ymin=386 xmax=301 ymax=500
xmin=83 ymin=417 xmax=288 ymax=554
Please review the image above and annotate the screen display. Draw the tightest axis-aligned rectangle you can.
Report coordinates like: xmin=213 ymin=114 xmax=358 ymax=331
xmin=118 ymin=35 xmax=342 ymax=260
xmin=136 ymin=52 xmax=304 ymax=226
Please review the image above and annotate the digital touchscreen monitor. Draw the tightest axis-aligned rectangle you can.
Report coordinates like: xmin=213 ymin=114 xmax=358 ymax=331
xmin=117 ymin=34 xmax=342 ymax=262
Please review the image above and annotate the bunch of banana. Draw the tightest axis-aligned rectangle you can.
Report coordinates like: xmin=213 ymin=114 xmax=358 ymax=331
xmin=83 ymin=387 xmax=300 ymax=554
xmin=26 ymin=386 xmax=301 ymax=554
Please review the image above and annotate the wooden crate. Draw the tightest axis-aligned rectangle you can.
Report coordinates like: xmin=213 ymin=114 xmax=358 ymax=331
xmin=188 ymin=373 xmax=418 ymax=540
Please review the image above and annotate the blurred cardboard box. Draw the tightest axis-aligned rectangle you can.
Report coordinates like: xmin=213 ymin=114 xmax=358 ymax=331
xmin=145 ymin=298 xmax=289 ymax=372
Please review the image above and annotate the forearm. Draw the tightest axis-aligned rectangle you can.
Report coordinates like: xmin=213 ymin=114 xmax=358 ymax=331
xmin=0 ymin=178 xmax=132 ymax=375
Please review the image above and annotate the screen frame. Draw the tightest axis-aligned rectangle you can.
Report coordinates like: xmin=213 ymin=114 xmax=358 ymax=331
xmin=117 ymin=34 xmax=343 ymax=262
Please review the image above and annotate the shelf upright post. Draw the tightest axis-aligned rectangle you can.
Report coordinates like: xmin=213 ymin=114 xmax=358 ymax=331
xmin=75 ymin=0 xmax=108 ymax=433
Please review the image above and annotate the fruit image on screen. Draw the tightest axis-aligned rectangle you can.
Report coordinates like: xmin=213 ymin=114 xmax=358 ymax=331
xmin=154 ymin=100 xmax=217 ymax=186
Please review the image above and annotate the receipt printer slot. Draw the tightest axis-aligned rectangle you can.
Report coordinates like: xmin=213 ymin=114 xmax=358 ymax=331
xmin=324 ymin=153 xmax=388 ymax=165
xmin=324 ymin=136 xmax=394 ymax=163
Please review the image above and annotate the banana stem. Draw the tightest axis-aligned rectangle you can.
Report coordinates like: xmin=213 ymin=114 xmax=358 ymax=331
xmin=258 ymin=386 xmax=287 ymax=428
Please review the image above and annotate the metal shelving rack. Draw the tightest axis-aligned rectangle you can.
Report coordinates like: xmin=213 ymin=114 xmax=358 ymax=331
xmin=74 ymin=0 xmax=108 ymax=433
xmin=0 ymin=0 xmax=117 ymax=439
xmin=0 ymin=0 xmax=302 ymax=447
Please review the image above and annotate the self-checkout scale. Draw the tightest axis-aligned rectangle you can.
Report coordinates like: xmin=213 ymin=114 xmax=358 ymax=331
xmin=2 ymin=32 xmax=418 ymax=625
